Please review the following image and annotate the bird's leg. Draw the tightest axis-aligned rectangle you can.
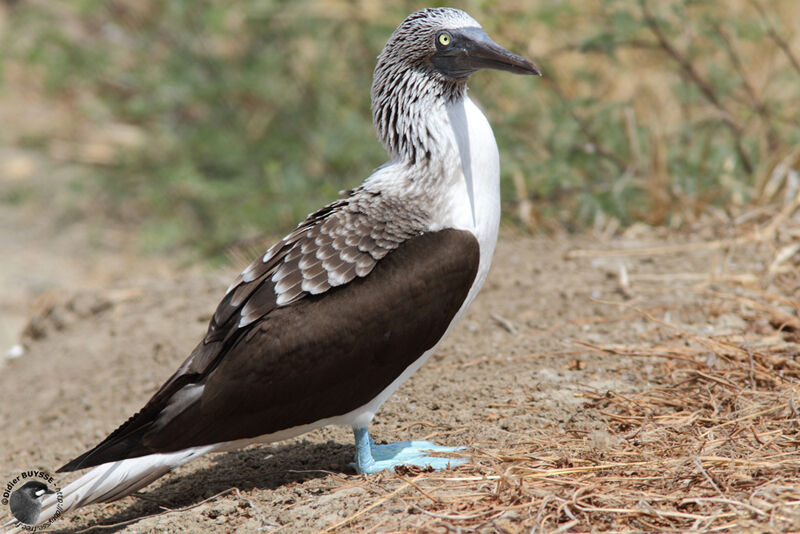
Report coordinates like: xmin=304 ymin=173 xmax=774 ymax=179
xmin=351 ymin=426 xmax=467 ymax=474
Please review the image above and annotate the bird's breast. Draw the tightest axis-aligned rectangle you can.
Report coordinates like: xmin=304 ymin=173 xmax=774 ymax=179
xmin=438 ymin=96 xmax=501 ymax=297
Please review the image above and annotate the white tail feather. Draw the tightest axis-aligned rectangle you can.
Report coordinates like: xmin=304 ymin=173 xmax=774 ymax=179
xmin=3 ymin=445 xmax=218 ymax=532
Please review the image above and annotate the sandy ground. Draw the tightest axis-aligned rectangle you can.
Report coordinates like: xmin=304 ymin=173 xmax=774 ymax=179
xmin=3 ymin=191 xmax=797 ymax=533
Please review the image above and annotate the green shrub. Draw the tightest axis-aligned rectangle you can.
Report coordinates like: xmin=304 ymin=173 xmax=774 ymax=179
xmin=2 ymin=0 xmax=799 ymax=258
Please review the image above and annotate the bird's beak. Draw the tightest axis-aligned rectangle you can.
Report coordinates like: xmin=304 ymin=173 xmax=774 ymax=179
xmin=462 ymin=28 xmax=541 ymax=76
xmin=431 ymin=27 xmax=541 ymax=79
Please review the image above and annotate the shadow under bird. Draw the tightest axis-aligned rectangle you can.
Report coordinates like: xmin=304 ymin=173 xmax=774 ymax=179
xmin=5 ymin=7 xmax=539 ymax=529
xmin=8 ymin=481 xmax=55 ymax=527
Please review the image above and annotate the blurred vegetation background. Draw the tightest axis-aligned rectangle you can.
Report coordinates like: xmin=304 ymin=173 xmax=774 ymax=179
xmin=1 ymin=0 xmax=799 ymax=261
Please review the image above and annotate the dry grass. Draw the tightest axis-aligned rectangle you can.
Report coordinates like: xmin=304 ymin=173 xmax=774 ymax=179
xmin=321 ymin=199 xmax=800 ymax=533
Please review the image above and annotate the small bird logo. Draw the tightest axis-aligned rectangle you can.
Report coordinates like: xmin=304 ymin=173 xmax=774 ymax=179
xmin=9 ymin=481 xmax=55 ymax=526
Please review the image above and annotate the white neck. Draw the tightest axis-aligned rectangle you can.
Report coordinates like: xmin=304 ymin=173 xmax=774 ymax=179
xmin=436 ymin=95 xmax=501 ymax=292
xmin=364 ymin=94 xmax=501 ymax=285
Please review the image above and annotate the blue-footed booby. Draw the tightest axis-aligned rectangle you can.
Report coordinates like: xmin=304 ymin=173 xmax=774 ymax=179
xmin=7 ymin=7 xmax=539 ymax=529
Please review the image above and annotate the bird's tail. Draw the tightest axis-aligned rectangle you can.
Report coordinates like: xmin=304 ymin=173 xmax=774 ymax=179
xmin=2 ymin=445 xmax=217 ymax=532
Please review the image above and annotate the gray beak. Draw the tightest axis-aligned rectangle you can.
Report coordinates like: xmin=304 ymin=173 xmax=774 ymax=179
xmin=431 ymin=27 xmax=541 ymax=80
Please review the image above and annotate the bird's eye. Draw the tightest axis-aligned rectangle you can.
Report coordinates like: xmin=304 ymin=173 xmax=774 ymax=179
xmin=437 ymin=32 xmax=451 ymax=47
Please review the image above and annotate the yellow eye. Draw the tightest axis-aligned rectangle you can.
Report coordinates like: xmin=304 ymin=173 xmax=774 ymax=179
xmin=438 ymin=33 xmax=451 ymax=46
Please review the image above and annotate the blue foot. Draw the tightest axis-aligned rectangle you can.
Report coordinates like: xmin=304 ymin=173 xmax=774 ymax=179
xmin=351 ymin=427 xmax=467 ymax=474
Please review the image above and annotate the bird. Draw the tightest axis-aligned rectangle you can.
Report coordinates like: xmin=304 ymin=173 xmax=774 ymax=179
xmin=8 ymin=481 xmax=55 ymax=527
xmin=6 ymin=7 xmax=539 ymax=529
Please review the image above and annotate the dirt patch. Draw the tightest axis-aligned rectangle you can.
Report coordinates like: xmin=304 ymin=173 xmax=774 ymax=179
xmin=1 ymin=208 xmax=799 ymax=532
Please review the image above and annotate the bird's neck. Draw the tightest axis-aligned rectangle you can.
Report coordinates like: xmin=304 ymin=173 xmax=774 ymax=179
xmin=371 ymin=67 xmax=466 ymax=165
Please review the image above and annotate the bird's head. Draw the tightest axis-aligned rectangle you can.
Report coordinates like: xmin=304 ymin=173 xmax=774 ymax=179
xmin=376 ymin=8 xmax=540 ymax=85
xmin=371 ymin=8 xmax=539 ymax=161
xmin=16 ymin=481 xmax=55 ymax=501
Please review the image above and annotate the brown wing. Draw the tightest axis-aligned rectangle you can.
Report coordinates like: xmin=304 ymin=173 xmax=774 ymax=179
xmin=59 ymin=211 xmax=478 ymax=471
xmin=177 ymin=194 xmax=422 ymax=377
